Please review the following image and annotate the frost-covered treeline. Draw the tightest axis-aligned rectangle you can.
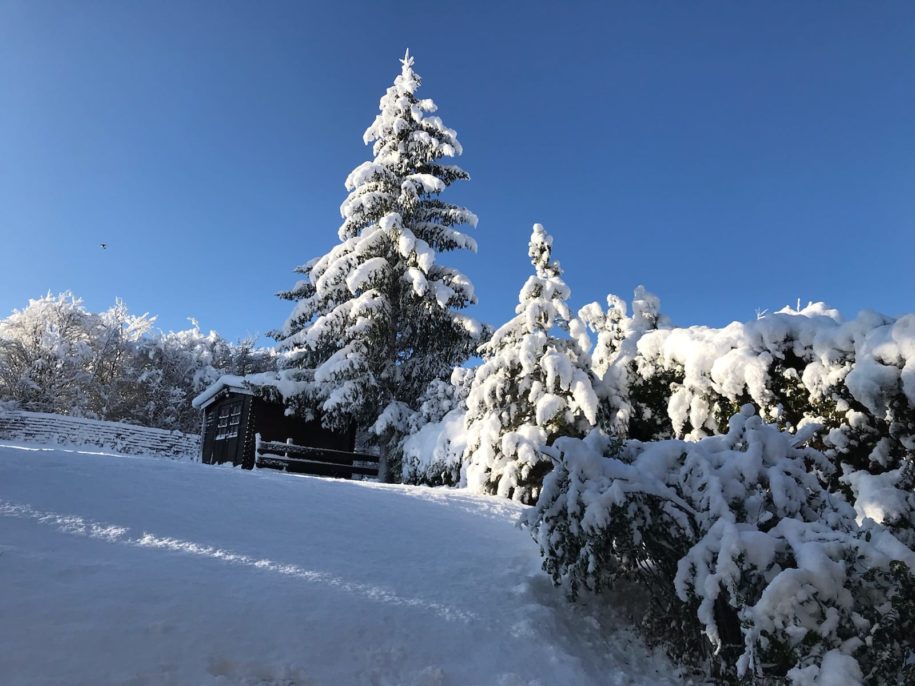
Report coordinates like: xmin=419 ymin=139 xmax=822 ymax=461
xmin=0 ymin=292 xmax=274 ymax=432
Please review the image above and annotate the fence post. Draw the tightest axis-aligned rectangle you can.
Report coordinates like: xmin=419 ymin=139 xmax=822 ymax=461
xmin=199 ymin=412 xmax=207 ymax=463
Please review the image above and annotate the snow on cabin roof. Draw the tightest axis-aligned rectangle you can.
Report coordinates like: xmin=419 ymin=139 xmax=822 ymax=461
xmin=192 ymin=371 xmax=313 ymax=411
xmin=191 ymin=374 xmax=264 ymax=410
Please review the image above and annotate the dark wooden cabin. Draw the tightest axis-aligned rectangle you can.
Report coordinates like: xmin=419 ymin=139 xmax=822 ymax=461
xmin=193 ymin=377 xmax=355 ymax=471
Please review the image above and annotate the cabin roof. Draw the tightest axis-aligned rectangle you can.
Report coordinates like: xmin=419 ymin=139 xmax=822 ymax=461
xmin=192 ymin=374 xmax=263 ymax=410
xmin=192 ymin=371 xmax=313 ymax=412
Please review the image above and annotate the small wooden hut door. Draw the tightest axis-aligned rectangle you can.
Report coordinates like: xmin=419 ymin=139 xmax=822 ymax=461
xmin=223 ymin=400 xmax=244 ymax=465
xmin=212 ymin=400 xmax=243 ymax=465
xmin=211 ymin=404 xmax=230 ymax=464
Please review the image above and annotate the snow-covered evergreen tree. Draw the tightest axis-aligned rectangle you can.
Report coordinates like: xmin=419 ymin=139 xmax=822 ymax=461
xmin=275 ymin=51 xmax=482 ymax=438
xmin=463 ymin=224 xmax=598 ymax=503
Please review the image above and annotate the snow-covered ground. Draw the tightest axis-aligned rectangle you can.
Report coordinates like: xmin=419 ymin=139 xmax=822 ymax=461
xmin=0 ymin=443 xmax=680 ymax=686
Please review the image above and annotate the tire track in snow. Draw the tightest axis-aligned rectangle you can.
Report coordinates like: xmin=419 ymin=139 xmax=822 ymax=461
xmin=0 ymin=499 xmax=476 ymax=623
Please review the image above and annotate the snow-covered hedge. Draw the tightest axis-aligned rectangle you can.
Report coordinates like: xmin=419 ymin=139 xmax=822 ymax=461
xmin=583 ymin=298 xmax=915 ymax=552
xmin=526 ymin=407 xmax=915 ymax=683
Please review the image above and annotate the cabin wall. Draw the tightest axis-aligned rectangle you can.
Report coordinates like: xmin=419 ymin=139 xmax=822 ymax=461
xmin=200 ymin=391 xmax=355 ymax=470
xmin=250 ymin=398 xmax=355 ymax=452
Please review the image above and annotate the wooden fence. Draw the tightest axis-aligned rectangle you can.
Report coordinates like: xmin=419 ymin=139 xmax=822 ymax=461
xmin=0 ymin=409 xmax=201 ymax=460
xmin=255 ymin=435 xmax=380 ymax=480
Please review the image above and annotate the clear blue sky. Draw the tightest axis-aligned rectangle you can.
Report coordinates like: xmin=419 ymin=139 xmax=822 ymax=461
xmin=2 ymin=1 xmax=914 ymax=343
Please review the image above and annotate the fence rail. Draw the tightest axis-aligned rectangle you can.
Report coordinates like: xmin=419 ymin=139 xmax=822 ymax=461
xmin=0 ymin=409 xmax=200 ymax=460
xmin=256 ymin=437 xmax=380 ymax=480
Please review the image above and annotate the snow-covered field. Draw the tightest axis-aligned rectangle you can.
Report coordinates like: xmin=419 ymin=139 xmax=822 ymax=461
xmin=0 ymin=443 xmax=679 ymax=686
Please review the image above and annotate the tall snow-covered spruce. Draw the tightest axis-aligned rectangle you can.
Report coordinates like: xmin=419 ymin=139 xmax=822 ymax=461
xmin=463 ymin=224 xmax=598 ymax=504
xmin=275 ymin=51 xmax=482 ymax=443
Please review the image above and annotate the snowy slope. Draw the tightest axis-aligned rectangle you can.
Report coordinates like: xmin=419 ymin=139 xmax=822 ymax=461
xmin=0 ymin=444 xmax=680 ymax=686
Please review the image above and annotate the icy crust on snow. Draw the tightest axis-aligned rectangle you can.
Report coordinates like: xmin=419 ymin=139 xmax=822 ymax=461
xmin=462 ymin=224 xmax=599 ymax=504
xmin=528 ymin=407 xmax=915 ymax=684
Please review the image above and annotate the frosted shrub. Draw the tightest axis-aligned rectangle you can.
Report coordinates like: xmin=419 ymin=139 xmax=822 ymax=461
xmin=526 ymin=407 xmax=915 ymax=683
xmin=584 ymin=296 xmax=915 ymax=561
xmin=399 ymin=367 xmax=473 ymax=485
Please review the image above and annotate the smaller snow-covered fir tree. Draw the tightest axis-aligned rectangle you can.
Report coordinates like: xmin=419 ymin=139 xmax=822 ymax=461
xmin=463 ymin=224 xmax=598 ymax=503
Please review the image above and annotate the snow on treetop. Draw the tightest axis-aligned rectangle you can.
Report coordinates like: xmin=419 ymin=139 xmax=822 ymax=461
xmin=362 ymin=52 xmax=463 ymax=163
xmin=529 ymin=223 xmax=559 ymax=276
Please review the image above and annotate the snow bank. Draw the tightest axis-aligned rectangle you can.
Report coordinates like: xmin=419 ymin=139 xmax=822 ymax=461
xmin=0 ymin=444 xmax=681 ymax=686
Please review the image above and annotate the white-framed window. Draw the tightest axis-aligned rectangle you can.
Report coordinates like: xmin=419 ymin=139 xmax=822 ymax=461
xmin=227 ymin=403 xmax=242 ymax=438
xmin=214 ymin=403 xmax=237 ymax=440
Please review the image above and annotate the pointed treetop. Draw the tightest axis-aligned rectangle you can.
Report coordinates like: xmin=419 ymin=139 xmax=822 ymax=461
xmin=529 ymin=223 xmax=560 ymax=277
xmin=401 ymin=48 xmax=414 ymax=70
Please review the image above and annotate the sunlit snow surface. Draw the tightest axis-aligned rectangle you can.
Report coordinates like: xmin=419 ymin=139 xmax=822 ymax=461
xmin=0 ymin=443 xmax=680 ymax=686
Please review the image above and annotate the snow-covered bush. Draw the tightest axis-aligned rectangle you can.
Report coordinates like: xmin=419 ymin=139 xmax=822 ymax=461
xmin=400 ymin=367 xmax=473 ymax=485
xmin=275 ymin=51 xmax=482 ymax=444
xmin=463 ymin=224 xmax=599 ymax=503
xmin=401 ymin=409 xmax=468 ymax=486
xmin=582 ymin=294 xmax=915 ymax=552
xmin=526 ymin=407 xmax=915 ymax=683
xmin=578 ymin=286 xmax=671 ymax=439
